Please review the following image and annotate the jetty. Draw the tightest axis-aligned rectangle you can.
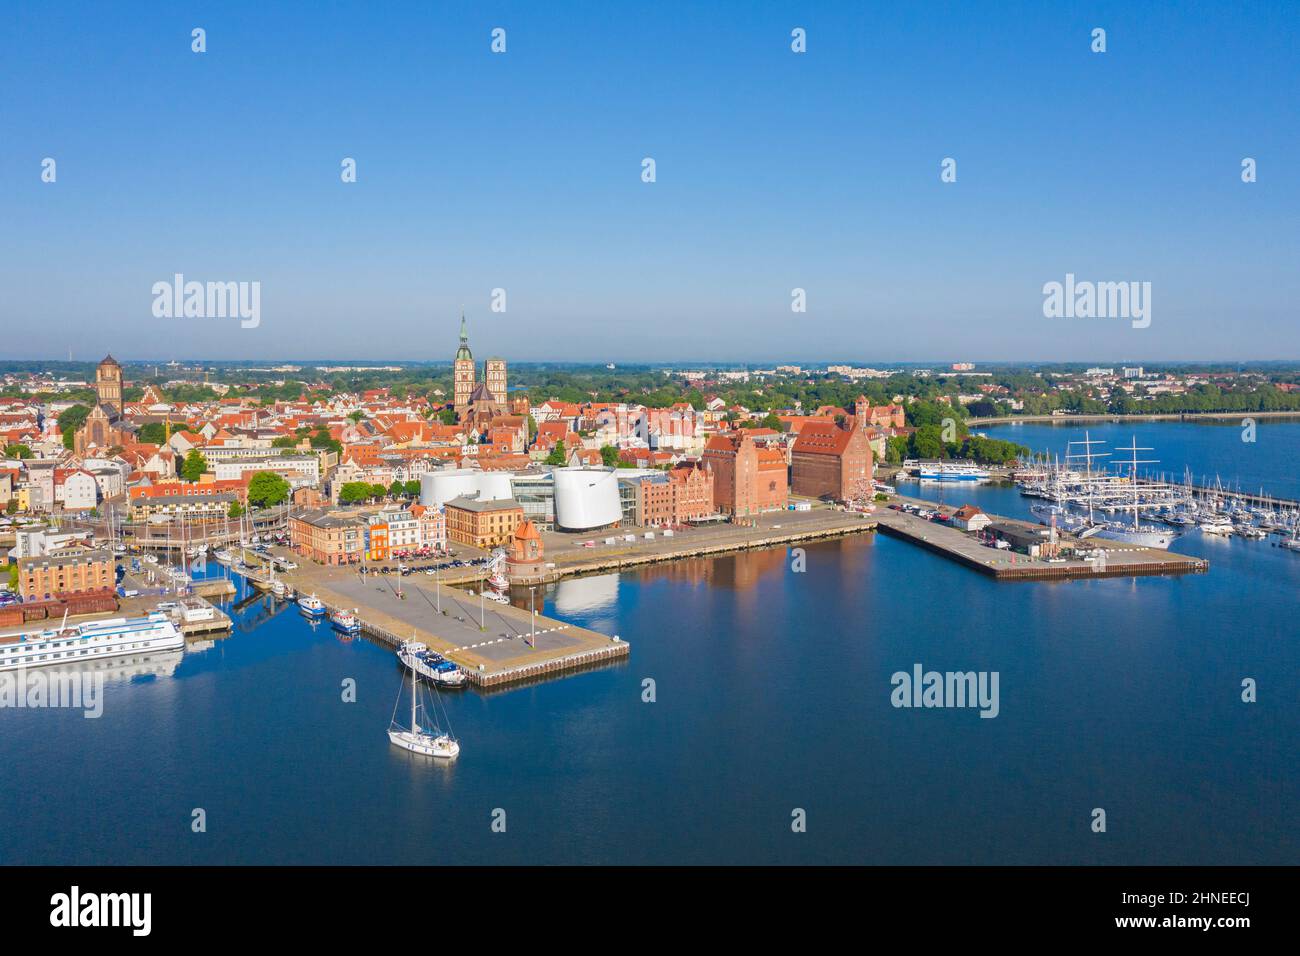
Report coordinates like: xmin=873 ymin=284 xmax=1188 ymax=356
xmin=874 ymin=504 xmax=1208 ymax=581
xmin=279 ymin=569 xmax=628 ymax=688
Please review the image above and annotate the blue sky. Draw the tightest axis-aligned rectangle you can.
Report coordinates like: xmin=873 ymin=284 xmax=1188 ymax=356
xmin=2 ymin=1 xmax=1296 ymax=363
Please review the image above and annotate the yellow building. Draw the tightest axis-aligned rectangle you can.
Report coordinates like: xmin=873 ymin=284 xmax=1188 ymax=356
xmin=444 ymin=496 xmax=523 ymax=549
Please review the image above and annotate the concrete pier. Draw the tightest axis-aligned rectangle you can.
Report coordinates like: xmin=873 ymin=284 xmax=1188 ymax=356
xmin=281 ymin=569 xmax=629 ymax=688
xmin=874 ymin=505 xmax=1208 ymax=580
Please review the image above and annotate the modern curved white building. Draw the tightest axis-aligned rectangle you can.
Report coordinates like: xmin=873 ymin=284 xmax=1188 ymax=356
xmin=553 ymin=468 xmax=622 ymax=531
xmin=419 ymin=469 xmax=514 ymax=509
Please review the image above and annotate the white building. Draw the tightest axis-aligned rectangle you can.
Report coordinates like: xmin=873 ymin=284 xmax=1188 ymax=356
xmin=57 ymin=470 xmax=100 ymax=511
xmin=553 ymin=468 xmax=622 ymax=531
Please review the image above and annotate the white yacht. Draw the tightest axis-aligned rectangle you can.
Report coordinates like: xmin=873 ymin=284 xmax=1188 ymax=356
xmin=397 ymin=640 xmax=467 ymax=688
xmin=388 ymin=659 xmax=460 ymax=759
xmin=0 ymin=612 xmax=184 ymax=672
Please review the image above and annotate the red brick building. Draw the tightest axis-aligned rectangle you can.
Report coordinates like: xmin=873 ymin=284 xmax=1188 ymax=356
xmin=791 ymin=421 xmax=873 ymax=502
xmin=667 ymin=460 xmax=714 ymax=522
xmin=854 ymin=395 xmax=905 ymax=430
xmin=17 ymin=547 xmax=114 ymax=602
xmin=702 ymin=431 xmax=787 ymax=517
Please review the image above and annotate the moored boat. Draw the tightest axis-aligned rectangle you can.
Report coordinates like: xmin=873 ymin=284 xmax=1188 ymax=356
xmin=397 ymin=640 xmax=467 ymax=688
xmin=0 ymin=612 xmax=184 ymax=673
xmin=388 ymin=657 xmax=460 ymax=759
xmin=331 ymin=609 xmax=362 ymax=633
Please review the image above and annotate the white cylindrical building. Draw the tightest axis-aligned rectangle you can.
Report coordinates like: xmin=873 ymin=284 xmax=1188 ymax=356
xmin=419 ymin=469 xmax=516 ymax=509
xmin=553 ymin=468 xmax=622 ymax=531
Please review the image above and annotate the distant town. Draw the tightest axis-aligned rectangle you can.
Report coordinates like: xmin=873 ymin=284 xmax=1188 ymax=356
xmin=3 ymin=318 xmax=1300 ymax=616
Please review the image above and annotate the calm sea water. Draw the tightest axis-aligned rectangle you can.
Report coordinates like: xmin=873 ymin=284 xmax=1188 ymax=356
xmin=2 ymin=425 xmax=1297 ymax=865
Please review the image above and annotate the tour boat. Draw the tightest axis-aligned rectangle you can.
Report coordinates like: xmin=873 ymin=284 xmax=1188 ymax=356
xmin=0 ymin=612 xmax=184 ymax=673
xmin=397 ymin=640 xmax=467 ymax=688
xmin=916 ymin=462 xmax=990 ymax=483
xmin=298 ymin=593 xmax=326 ymax=618
xmin=331 ymin=609 xmax=362 ymax=634
xmin=388 ymin=659 xmax=460 ymax=759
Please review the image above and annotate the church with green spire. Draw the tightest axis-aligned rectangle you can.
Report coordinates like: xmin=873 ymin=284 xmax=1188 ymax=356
xmin=453 ymin=312 xmax=507 ymax=421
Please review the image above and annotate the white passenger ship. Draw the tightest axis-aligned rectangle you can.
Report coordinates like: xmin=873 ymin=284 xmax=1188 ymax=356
xmin=914 ymin=461 xmax=991 ymax=483
xmin=0 ymin=612 xmax=184 ymax=672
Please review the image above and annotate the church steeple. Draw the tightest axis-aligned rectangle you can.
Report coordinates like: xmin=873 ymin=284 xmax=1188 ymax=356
xmin=455 ymin=309 xmax=473 ymax=362
xmin=453 ymin=310 xmax=476 ymax=417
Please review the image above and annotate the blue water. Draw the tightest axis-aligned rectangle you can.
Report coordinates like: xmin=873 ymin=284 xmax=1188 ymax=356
xmin=1 ymin=430 xmax=1297 ymax=864
xmin=983 ymin=419 xmax=1300 ymax=501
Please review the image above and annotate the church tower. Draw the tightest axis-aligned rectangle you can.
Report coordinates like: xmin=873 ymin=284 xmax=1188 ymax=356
xmin=485 ymin=357 xmax=507 ymax=402
xmin=453 ymin=312 xmax=476 ymax=416
xmin=96 ymin=354 xmax=123 ymax=418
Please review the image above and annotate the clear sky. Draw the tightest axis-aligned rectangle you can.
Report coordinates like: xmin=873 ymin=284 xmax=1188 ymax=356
xmin=2 ymin=1 xmax=1297 ymax=364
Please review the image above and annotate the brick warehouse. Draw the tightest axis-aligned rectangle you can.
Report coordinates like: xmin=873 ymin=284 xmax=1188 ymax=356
xmin=702 ymin=430 xmax=787 ymax=517
xmin=790 ymin=420 xmax=873 ymax=502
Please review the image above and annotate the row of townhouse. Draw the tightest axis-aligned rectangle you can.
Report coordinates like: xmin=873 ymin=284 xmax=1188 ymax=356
xmin=289 ymin=504 xmax=447 ymax=565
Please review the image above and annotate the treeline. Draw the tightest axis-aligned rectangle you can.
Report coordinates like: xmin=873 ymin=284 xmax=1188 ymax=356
xmin=1013 ymin=384 xmax=1300 ymax=417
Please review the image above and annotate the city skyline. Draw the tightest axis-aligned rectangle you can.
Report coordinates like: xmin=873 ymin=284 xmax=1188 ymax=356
xmin=3 ymin=2 xmax=1297 ymax=362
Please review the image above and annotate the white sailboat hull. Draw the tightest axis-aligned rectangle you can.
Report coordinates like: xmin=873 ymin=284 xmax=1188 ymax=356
xmin=388 ymin=729 xmax=460 ymax=759
xmin=1093 ymin=527 xmax=1176 ymax=549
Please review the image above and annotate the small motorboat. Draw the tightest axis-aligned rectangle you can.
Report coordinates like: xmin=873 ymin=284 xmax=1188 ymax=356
xmin=331 ymin=609 xmax=362 ymax=633
xmin=298 ymin=593 xmax=326 ymax=617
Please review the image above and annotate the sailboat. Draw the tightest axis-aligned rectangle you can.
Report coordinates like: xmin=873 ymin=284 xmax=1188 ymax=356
xmin=1091 ymin=437 xmax=1181 ymax=549
xmin=388 ymin=660 xmax=460 ymax=759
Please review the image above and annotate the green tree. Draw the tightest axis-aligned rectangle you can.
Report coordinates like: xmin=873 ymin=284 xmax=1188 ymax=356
xmin=545 ymin=441 xmax=566 ymax=466
xmin=389 ymin=480 xmax=406 ymax=499
xmin=338 ymin=481 xmax=373 ymax=504
xmin=247 ymin=471 xmax=290 ymax=508
xmin=3 ymin=444 xmax=33 ymax=459
xmin=885 ymin=435 xmax=909 ymax=465
xmin=7 ymin=563 xmax=18 ymax=591
xmin=403 ymin=480 xmax=421 ymax=498
xmin=370 ymin=483 xmax=387 ymax=500
xmin=599 ymin=445 xmax=620 ymax=467
xmin=58 ymin=404 xmax=91 ymax=450
xmin=308 ymin=429 xmax=342 ymax=454
xmin=910 ymin=425 xmax=946 ymax=460
xmin=181 ymin=449 xmax=208 ymax=481
xmin=437 ymin=408 xmax=458 ymax=425
xmin=136 ymin=422 xmax=167 ymax=445
xmin=228 ymin=501 xmax=246 ymax=518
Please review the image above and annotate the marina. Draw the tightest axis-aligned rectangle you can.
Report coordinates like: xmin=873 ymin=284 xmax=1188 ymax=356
xmin=1011 ymin=431 xmax=1300 ymax=543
